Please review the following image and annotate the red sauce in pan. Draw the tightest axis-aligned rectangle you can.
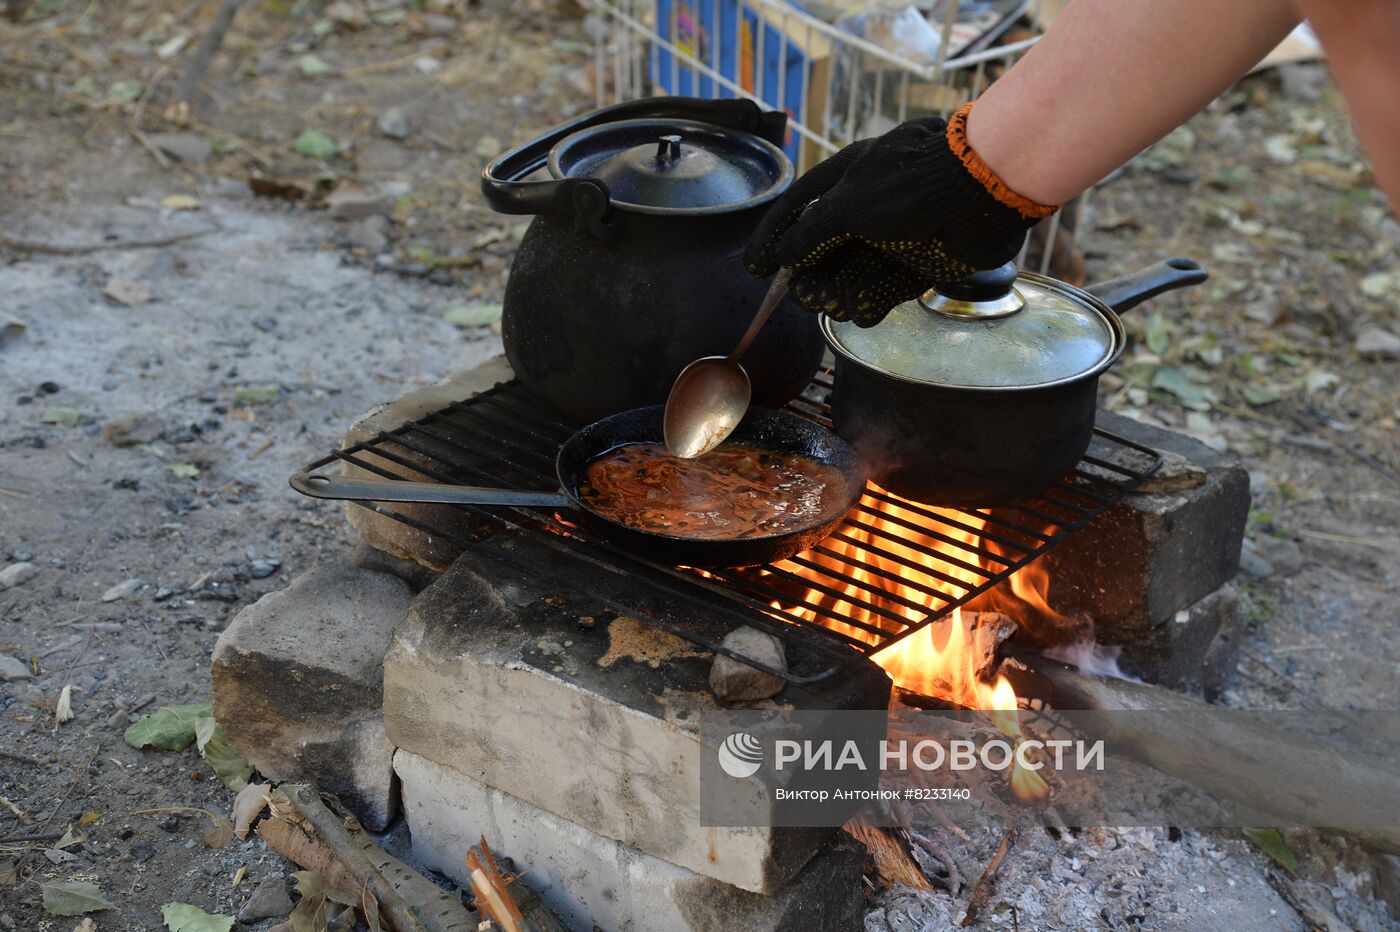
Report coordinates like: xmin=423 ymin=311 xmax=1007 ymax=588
xmin=579 ymin=442 xmax=845 ymax=539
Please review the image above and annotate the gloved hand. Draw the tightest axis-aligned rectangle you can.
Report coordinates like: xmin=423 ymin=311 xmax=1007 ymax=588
xmin=744 ymin=103 xmax=1058 ymax=326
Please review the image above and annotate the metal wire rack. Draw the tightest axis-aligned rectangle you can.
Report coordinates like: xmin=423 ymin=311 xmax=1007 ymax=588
xmin=297 ymin=372 xmax=1162 ymax=685
xmin=582 ymin=0 xmax=1085 ymax=275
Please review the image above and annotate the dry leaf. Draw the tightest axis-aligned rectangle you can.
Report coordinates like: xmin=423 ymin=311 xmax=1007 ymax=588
xmin=161 ymin=194 xmax=201 ymax=211
xmin=103 ymin=278 xmax=152 ymax=306
xmin=73 ymin=920 xmax=97 ymax=932
xmin=55 ymin=826 xmax=87 ymax=849
xmin=55 ymin=684 xmax=74 ymax=724
xmin=201 ymin=814 xmax=235 ymax=849
xmin=361 ymin=886 xmax=382 ymax=932
xmin=160 ymin=902 xmax=234 ymax=931
xmin=42 ymin=880 xmax=113 ymax=916
xmin=232 ymin=782 xmax=271 ymax=839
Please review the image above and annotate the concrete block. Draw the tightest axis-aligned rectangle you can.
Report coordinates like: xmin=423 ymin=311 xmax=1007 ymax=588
xmin=342 ymin=355 xmax=514 ymax=572
xmin=395 ymin=750 xmax=867 ymax=932
xmin=383 ymin=539 xmax=890 ymax=893
xmin=1133 ymin=579 xmax=1242 ymax=695
xmin=212 ymin=559 xmax=412 ymax=830
xmin=1033 ymin=410 xmax=1250 ymax=676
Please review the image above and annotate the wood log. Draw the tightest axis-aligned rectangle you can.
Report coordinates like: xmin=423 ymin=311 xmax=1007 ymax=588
xmin=844 ymin=822 xmax=932 ymax=891
xmin=259 ymin=786 xmax=474 ymax=932
xmin=1012 ymin=652 xmax=1400 ymax=855
xmin=467 ymin=843 xmax=568 ymax=932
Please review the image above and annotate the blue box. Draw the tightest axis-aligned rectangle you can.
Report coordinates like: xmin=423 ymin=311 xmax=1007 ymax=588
xmin=652 ymin=0 xmax=829 ymax=166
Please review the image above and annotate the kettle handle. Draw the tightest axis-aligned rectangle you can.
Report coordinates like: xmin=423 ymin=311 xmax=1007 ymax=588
xmin=480 ymin=97 xmax=788 ymax=236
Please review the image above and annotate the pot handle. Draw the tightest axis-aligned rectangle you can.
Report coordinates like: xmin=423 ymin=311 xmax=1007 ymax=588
xmin=289 ymin=473 xmax=569 ymax=509
xmin=480 ymin=96 xmax=788 ymax=237
xmin=1086 ymin=258 xmax=1209 ymax=314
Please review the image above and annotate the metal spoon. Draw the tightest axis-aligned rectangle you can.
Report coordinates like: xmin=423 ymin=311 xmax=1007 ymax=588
xmin=663 ymin=268 xmax=792 ymax=459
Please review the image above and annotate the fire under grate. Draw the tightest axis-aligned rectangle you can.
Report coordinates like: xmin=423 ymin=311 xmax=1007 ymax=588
xmin=299 ymin=373 xmax=1162 ymax=685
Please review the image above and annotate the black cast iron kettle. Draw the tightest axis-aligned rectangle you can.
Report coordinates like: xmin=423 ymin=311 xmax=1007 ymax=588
xmin=482 ymin=97 xmax=825 ymax=423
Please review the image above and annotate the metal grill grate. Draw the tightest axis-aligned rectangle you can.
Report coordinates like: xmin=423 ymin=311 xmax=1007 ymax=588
xmin=298 ymin=372 xmax=1161 ymax=684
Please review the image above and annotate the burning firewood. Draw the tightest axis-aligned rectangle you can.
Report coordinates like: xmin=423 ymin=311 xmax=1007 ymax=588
xmin=844 ymin=822 xmax=933 ymax=892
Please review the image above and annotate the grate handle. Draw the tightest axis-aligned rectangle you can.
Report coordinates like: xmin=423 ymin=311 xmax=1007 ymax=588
xmin=289 ymin=473 xmax=569 ymax=509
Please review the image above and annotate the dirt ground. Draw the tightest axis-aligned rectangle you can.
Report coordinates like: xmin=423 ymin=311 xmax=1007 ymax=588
xmin=1 ymin=2 xmax=1397 ymax=930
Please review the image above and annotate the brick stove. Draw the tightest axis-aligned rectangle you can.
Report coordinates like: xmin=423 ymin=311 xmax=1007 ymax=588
xmin=212 ymin=355 xmax=1250 ymax=931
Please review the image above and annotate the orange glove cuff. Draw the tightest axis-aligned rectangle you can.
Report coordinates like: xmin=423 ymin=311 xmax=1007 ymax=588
xmin=946 ymin=102 xmax=1058 ymax=221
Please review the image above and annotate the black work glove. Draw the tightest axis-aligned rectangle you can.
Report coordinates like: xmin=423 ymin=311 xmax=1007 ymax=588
xmin=744 ymin=103 xmax=1057 ymax=326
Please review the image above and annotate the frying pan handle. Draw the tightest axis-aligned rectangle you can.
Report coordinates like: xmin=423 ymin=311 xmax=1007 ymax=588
xmin=289 ymin=473 xmax=569 ymax=509
xmin=1086 ymin=258 xmax=1208 ymax=315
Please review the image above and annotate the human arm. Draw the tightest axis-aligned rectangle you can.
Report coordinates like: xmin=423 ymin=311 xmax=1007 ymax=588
xmin=747 ymin=0 xmax=1304 ymax=323
xmin=967 ymin=0 xmax=1300 ymax=205
xmin=1294 ymin=0 xmax=1400 ymax=206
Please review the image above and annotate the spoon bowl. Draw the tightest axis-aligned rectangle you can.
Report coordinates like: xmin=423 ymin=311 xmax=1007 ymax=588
xmin=663 ymin=268 xmax=791 ymax=458
xmin=663 ymin=356 xmax=753 ymax=459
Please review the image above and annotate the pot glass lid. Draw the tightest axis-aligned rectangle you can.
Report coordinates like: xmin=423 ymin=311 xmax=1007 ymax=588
xmin=824 ymin=267 xmax=1118 ymax=389
xmin=549 ymin=118 xmax=793 ymax=215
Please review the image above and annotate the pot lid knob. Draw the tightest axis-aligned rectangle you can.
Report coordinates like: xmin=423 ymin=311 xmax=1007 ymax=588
xmin=921 ymin=262 xmax=1025 ymax=319
xmin=655 ymin=134 xmax=682 ymax=164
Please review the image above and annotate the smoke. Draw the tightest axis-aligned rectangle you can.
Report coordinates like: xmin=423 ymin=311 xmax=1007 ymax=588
xmin=1043 ymin=640 xmax=1139 ymax=681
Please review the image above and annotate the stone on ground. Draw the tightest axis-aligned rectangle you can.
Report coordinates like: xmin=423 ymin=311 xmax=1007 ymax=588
xmin=377 ymin=107 xmax=411 ymax=140
xmin=710 ymin=627 xmax=787 ymax=701
xmin=212 ymin=559 xmax=411 ymax=830
xmin=238 ymin=874 xmax=294 ymax=923
xmin=0 ymin=655 xmax=32 ymax=682
xmin=0 ymin=562 xmax=37 ymax=590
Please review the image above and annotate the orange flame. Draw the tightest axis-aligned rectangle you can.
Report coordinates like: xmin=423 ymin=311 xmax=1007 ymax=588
xmin=767 ymin=484 xmax=1056 ymax=801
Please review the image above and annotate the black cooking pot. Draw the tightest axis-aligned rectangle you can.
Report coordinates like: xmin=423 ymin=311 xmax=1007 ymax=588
xmin=482 ymin=97 xmax=825 ymax=422
xmin=821 ymin=258 xmax=1209 ymax=506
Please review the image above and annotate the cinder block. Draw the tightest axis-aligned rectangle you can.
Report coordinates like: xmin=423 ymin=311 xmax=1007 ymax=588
xmin=212 ymin=560 xmax=411 ymax=829
xmin=1138 ymin=580 xmax=1242 ymax=695
xmin=395 ymin=750 xmax=867 ymax=932
xmin=1034 ymin=410 xmax=1250 ymax=678
xmin=342 ymin=355 xmax=514 ymax=572
xmin=383 ymin=539 xmax=891 ymax=893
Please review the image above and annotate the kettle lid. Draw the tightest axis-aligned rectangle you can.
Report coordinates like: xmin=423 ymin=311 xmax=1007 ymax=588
xmin=548 ymin=118 xmax=793 ymax=215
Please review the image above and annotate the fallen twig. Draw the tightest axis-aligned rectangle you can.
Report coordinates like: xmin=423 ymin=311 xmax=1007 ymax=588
xmin=467 ymin=839 xmax=567 ymax=932
xmin=468 ymin=842 xmax=523 ymax=932
xmin=961 ymin=829 xmax=1013 ymax=927
xmin=908 ymin=830 xmax=961 ymax=895
xmin=344 ymin=48 xmax=435 ymax=78
xmin=0 ymin=829 xmax=64 ymax=844
xmin=0 ymin=226 xmax=217 ymax=256
xmin=130 ymin=60 xmax=175 ymax=169
xmin=171 ymin=0 xmax=246 ymax=119
xmin=0 ymin=795 xmax=28 ymax=823
xmin=0 ymin=750 xmax=41 ymax=767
